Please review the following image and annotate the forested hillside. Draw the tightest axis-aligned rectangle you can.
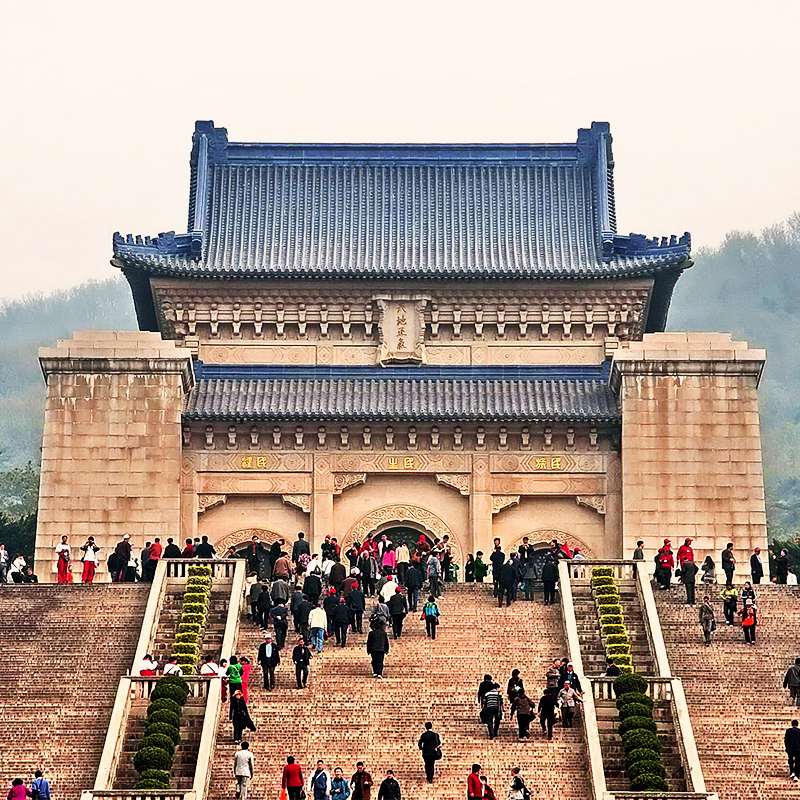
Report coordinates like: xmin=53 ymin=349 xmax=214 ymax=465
xmin=0 ymin=217 xmax=798 ymax=537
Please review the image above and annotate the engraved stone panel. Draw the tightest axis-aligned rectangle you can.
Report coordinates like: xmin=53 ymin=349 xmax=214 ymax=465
xmin=490 ymin=453 xmax=607 ymax=473
xmin=331 ymin=453 xmax=471 ymax=473
xmin=377 ymin=299 xmax=426 ymax=364
xmin=198 ymin=473 xmax=311 ymax=494
xmin=491 ymin=474 xmax=605 ymax=496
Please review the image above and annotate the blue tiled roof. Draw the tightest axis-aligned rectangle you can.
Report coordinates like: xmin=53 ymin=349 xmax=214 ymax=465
xmin=183 ymin=364 xmax=619 ymax=423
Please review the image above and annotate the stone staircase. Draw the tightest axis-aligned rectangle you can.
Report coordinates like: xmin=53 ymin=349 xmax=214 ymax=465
xmin=657 ymin=584 xmax=800 ymax=800
xmin=208 ymin=585 xmax=590 ymax=800
xmin=0 ymin=585 xmax=148 ymax=800
xmin=572 ymin=580 xmax=655 ymax=676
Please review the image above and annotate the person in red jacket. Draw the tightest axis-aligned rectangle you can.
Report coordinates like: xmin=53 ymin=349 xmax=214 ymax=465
xmin=656 ymin=539 xmax=674 ymax=590
xmin=676 ymin=538 xmax=694 ymax=568
xmin=282 ymin=756 xmax=304 ymax=800
xmin=467 ymin=764 xmax=483 ymax=798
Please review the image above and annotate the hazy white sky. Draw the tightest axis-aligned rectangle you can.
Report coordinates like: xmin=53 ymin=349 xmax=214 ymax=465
xmin=1 ymin=0 xmax=798 ymax=301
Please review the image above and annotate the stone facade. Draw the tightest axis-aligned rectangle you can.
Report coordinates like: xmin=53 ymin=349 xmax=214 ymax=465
xmin=36 ymin=332 xmax=192 ymax=580
xmin=613 ymin=333 xmax=767 ymax=578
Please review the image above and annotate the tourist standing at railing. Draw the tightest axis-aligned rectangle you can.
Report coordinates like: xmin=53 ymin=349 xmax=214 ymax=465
xmin=143 ymin=538 xmax=162 ymax=582
xmin=55 ymin=536 xmax=71 ymax=583
xmin=632 ymin=540 xmax=645 ymax=561
xmin=605 ymin=658 xmax=621 ymax=677
xmin=138 ymin=653 xmax=159 ymax=676
xmin=677 ymin=538 xmax=694 ymax=569
xmin=281 ymin=756 xmax=304 ymax=800
xmin=164 ymin=656 xmax=183 ymax=676
xmin=200 ymin=654 xmax=220 ymax=677
xmin=162 ymin=537 xmax=181 ymax=559
xmin=258 ymin=632 xmax=280 ymax=690
xmin=699 ymin=596 xmax=716 ymax=646
xmin=194 ymin=535 xmax=216 ymax=559
xmin=182 ymin=537 xmax=194 ymax=558
xmin=80 ymin=536 xmax=99 ymax=583
xmin=233 ymin=741 xmax=255 ymax=800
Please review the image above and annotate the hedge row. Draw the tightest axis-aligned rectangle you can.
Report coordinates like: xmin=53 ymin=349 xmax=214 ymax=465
xmin=133 ymin=675 xmax=190 ymax=788
xmin=174 ymin=567 xmax=213 ymax=671
xmin=591 ymin=568 xmax=669 ymax=793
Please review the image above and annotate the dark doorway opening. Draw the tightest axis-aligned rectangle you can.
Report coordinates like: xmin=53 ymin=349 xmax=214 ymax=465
xmin=380 ymin=526 xmax=433 ymax=553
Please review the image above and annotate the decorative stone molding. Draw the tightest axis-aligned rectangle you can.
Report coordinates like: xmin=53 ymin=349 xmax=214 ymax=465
xmin=215 ymin=528 xmax=282 ymax=552
xmin=508 ymin=530 xmax=595 ymax=558
xmin=492 ymin=495 xmax=520 ymax=515
xmin=576 ymin=495 xmax=607 ymax=515
xmin=435 ymin=473 xmax=470 ymax=496
xmin=198 ymin=473 xmax=311 ymax=495
xmin=198 ymin=494 xmax=227 ymax=514
xmin=282 ymin=494 xmax=312 ymax=513
xmin=332 ymin=473 xmax=367 ymax=495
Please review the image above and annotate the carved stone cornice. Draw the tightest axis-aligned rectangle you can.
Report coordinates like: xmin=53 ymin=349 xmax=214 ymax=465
xmin=435 ymin=473 xmax=471 ymax=496
xmin=576 ymin=495 xmax=607 ymax=515
xmin=332 ymin=473 xmax=367 ymax=495
xmin=492 ymin=495 xmax=520 ymax=516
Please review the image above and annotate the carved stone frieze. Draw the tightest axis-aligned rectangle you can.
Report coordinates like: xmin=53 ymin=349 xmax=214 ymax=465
xmin=576 ymin=495 xmax=607 ymax=515
xmin=185 ymin=452 xmax=313 ymax=473
xmin=282 ymin=494 xmax=312 ymax=513
xmin=492 ymin=495 xmax=520 ymax=515
xmin=332 ymin=473 xmax=367 ymax=495
xmin=491 ymin=474 xmax=605 ymax=496
xmin=490 ymin=453 xmax=606 ymax=474
xmin=435 ymin=473 xmax=471 ymax=496
xmin=197 ymin=494 xmax=227 ymax=513
xmin=331 ymin=453 xmax=471 ymax=473
xmin=198 ymin=473 xmax=311 ymax=495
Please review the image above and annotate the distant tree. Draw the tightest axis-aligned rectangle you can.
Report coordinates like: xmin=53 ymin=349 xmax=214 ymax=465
xmin=0 ymin=512 xmax=36 ymax=564
xmin=0 ymin=463 xmax=39 ymax=517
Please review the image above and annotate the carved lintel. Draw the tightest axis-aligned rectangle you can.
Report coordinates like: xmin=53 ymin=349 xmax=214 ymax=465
xmin=198 ymin=494 xmax=227 ymax=514
xmin=492 ymin=495 xmax=520 ymax=516
xmin=332 ymin=473 xmax=367 ymax=495
xmin=435 ymin=473 xmax=470 ymax=496
xmin=577 ymin=495 xmax=606 ymax=515
xmin=282 ymin=494 xmax=311 ymax=513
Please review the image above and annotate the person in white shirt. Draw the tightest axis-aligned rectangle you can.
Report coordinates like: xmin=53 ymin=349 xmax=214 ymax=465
xmin=308 ymin=604 xmax=327 ymax=654
xmin=55 ymin=536 xmax=71 ymax=584
xmin=80 ymin=537 xmax=100 ymax=583
xmin=379 ymin=576 xmax=399 ymax=603
xmin=0 ymin=544 xmax=8 ymax=583
xmin=200 ymin=655 xmax=221 ymax=676
xmin=233 ymin=741 xmax=255 ymax=800
xmin=306 ymin=555 xmax=322 ymax=576
xmin=8 ymin=554 xmax=26 ymax=583
xmin=321 ymin=558 xmax=335 ymax=580
xmin=138 ymin=654 xmax=159 ymax=676
xmin=163 ymin=657 xmax=184 ymax=676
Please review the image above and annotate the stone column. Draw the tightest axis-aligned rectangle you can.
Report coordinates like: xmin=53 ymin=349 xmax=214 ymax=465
xmin=613 ymin=333 xmax=767 ymax=580
xmin=36 ymin=332 xmax=193 ymax=582
xmin=311 ymin=455 xmax=334 ymax=553
xmin=470 ymin=454 xmax=493 ymax=555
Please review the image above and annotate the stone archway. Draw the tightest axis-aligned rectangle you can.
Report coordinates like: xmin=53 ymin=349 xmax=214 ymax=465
xmin=508 ymin=529 xmax=596 ymax=559
xmin=215 ymin=527 xmax=283 ymax=553
xmin=341 ymin=504 xmax=465 ymax=568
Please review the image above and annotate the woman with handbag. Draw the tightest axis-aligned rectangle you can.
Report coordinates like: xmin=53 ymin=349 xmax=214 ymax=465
xmin=422 ymin=595 xmax=440 ymax=640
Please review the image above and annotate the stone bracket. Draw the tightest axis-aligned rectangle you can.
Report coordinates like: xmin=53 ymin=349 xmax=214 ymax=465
xmin=198 ymin=494 xmax=227 ymax=514
xmin=282 ymin=494 xmax=311 ymax=513
xmin=492 ymin=495 xmax=521 ymax=516
xmin=332 ymin=473 xmax=367 ymax=495
xmin=576 ymin=495 xmax=606 ymax=515
xmin=435 ymin=473 xmax=471 ymax=496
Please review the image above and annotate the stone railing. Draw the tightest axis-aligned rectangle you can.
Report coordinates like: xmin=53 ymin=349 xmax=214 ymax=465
xmin=82 ymin=558 xmax=247 ymax=800
xmin=570 ymin=558 xmax=640 ymax=582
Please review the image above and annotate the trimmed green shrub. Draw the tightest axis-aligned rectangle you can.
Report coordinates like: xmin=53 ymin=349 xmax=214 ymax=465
xmin=183 ymin=591 xmax=208 ymax=605
xmin=619 ymin=716 xmax=657 ymax=735
xmin=627 ymin=760 xmax=666 ymax=780
xmin=147 ymin=709 xmax=182 ymax=729
xmin=622 ymin=729 xmax=661 ymax=753
xmin=625 ymin=746 xmax=662 ymax=769
xmin=178 ymin=622 xmax=202 ymax=635
xmin=151 ymin=683 xmax=188 ymax=706
xmin=616 ymin=692 xmax=654 ymax=711
xmin=134 ymin=779 xmax=169 ymax=790
xmin=606 ymin=633 xmax=629 ymax=645
xmin=591 ymin=575 xmax=615 ymax=587
xmin=591 ymin=567 xmax=613 ymax=577
xmin=618 ymin=703 xmax=653 ymax=721
xmin=158 ymin=674 xmax=189 ymax=689
xmin=181 ymin=613 xmax=205 ymax=625
xmin=175 ymin=632 xmax=200 ymax=644
xmin=144 ymin=721 xmax=181 ymax=745
xmin=187 ymin=575 xmax=212 ymax=587
xmin=594 ymin=585 xmax=620 ymax=597
xmin=601 ymin=614 xmax=624 ymax=626
xmin=147 ymin=698 xmax=182 ymax=718
xmin=598 ymin=604 xmax=623 ymax=618
xmin=188 ymin=565 xmax=212 ymax=576
xmin=182 ymin=602 xmax=207 ymax=615
xmin=173 ymin=642 xmax=198 ymax=655
xmin=630 ymin=774 xmax=668 ymax=792
xmin=140 ymin=734 xmax=175 ymax=756
xmin=133 ymin=746 xmax=173 ymax=773
xmin=614 ymin=673 xmax=647 ymax=696
xmin=609 ymin=654 xmax=632 ymax=666
xmin=617 ymin=664 xmax=634 ymax=674
xmin=138 ymin=770 xmax=171 ymax=785
xmin=607 ymin=643 xmax=630 ymax=656
xmin=597 ymin=595 xmax=622 ymax=608
xmin=602 ymin=623 xmax=625 ymax=636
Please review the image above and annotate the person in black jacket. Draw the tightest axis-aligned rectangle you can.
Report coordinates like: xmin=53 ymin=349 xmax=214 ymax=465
xmin=750 ymin=547 xmax=764 ymax=584
xmin=332 ymin=597 xmax=352 ymax=647
xmin=257 ymin=632 xmax=280 ymax=690
xmin=497 ymin=560 xmax=516 ymax=608
xmin=417 ymin=722 xmax=441 ymax=783
xmin=538 ymin=688 xmax=559 ymax=740
xmin=721 ymin=542 xmax=736 ymax=585
xmin=295 ymin=595 xmax=314 ymax=644
xmin=268 ymin=539 xmax=284 ymax=577
xmin=387 ymin=587 xmax=409 ymax=639
xmin=162 ymin=538 xmax=182 ymax=559
xmin=269 ymin=601 xmax=289 ymax=649
xmin=256 ymin=585 xmax=272 ymax=629
xmin=366 ymin=621 xmax=390 ymax=677
xmin=292 ymin=638 xmax=312 ymax=688
xmin=303 ymin=570 xmax=323 ymax=606
xmin=346 ymin=582 xmax=366 ymax=633
xmin=477 ymin=674 xmax=494 ymax=713
xmin=404 ymin=564 xmax=423 ymax=612
xmin=541 ymin=556 xmax=559 ymax=606
xmin=786 ymin=719 xmax=800 ymax=781
xmin=681 ymin=558 xmax=699 ymax=606
xmin=229 ymin=689 xmax=256 ymax=743
xmin=776 ymin=549 xmax=790 ymax=585
xmin=489 ymin=541 xmax=505 ymax=598
xmin=376 ymin=770 xmax=401 ymax=800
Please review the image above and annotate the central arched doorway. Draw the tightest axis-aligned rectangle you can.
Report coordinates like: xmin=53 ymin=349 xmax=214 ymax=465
xmin=380 ymin=525 xmax=433 ymax=553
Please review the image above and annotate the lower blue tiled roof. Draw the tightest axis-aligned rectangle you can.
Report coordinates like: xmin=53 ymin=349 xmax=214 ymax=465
xmin=184 ymin=364 xmax=618 ymax=423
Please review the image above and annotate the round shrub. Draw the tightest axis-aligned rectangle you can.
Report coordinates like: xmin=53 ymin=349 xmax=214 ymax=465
xmin=175 ymin=632 xmax=200 ymax=644
xmin=595 ymin=585 xmax=620 ymax=597
xmin=180 ymin=613 xmax=205 ymax=625
xmin=134 ymin=779 xmax=169 ymax=790
xmin=140 ymin=733 xmax=175 ymax=756
xmin=144 ymin=721 xmax=181 ymax=745
xmin=625 ymin=746 xmax=662 ymax=769
xmin=607 ymin=643 xmax=630 ymax=656
xmin=627 ymin=760 xmax=666 ymax=780
xmin=147 ymin=709 xmax=181 ymax=729
xmin=147 ymin=698 xmax=182 ymax=718
xmin=178 ymin=622 xmax=202 ymax=635
xmin=591 ymin=567 xmax=613 ymax=577
xmin=182 ymin=602 xmax=207 ymax=615
xmin=606 ymin=633 xmax=630 ymax=645
xmin=630 ymin=774 xmax=668 ymax=792
xmin=173 ymin=642 xmax=198 ymax=655
xmin=609 ymin=654 xmax=632 ymax=666
xmin=614 ymin=673 xmax=647 ymax=696
xmin=622 ymin=729 xmax=661 ymax=753
xmin=618 ymin=703 xmax=653 ymax=721
xmin=600 ymin=614 xmax=624 ymax=626
xmin=616 ymin=692 xmax=654 ymax=711
xmin=591 ymin=576 xmax=615 ymax=587
xmin=138 ymin=770 xmax=171 ymax=785
xmin=188 ymin=565 xmax=212 ymax=576
xmin=175 ymin=655 xmax=196 ymax=667
xmin=603 ymin=624 xmax=625 ymax=636
xmin=133 ymin=746 xmax=173 ymax=773
xmin=158 ymin=674 xmax=189 ymax=690
xmin=619 ymin=716 xmax=657 ymax=736
xmin=151 ymin=683 xmax=188 ymax=706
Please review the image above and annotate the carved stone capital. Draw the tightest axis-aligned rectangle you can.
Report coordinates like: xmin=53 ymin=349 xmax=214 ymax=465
xmin=492 ymin=495 xmax=520 ymax=516
xmin=576 ymin=495 xmax=606 ymax=515
xmin=435 ymin=473 xmax=470 ymax=496
xmin=333 ymin=473 xmax=367 ymax=495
